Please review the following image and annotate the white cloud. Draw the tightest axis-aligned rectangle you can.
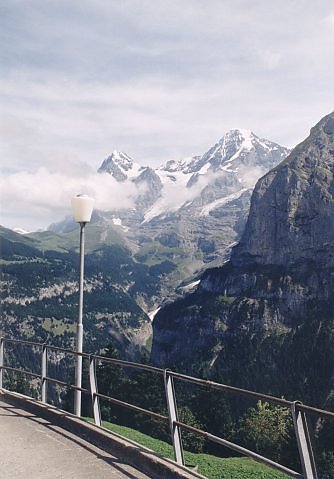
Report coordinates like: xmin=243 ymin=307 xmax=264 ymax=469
xmin=0 ymin=168 xmax=139 ymax=230
xmin=326 ymin=11 xmax=334 ymax=25
xmin=238 ymin=165 xmax=267 ymax=189
xmin=143 ymin=170 xmax=220 ymax=223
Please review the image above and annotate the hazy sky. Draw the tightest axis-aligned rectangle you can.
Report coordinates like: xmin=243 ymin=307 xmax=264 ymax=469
xmin=1 ymin=0 xmax=334 ymax=230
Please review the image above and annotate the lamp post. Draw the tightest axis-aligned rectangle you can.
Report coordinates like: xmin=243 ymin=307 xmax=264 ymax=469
xmin=71 ymin=194 xmax=94 ymax=417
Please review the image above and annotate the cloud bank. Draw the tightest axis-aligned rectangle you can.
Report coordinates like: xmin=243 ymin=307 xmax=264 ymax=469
xmin=0 ymin=169 xmax=138 ymax=231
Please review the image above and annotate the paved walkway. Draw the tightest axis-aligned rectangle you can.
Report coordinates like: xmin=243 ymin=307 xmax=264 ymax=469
xmin=0 ymin=397 xmax=153 ymax=479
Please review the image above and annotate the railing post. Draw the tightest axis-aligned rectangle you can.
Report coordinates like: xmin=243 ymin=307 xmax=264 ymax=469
xmin=164 ymin=370 xmax=184 ymax=466
xmin=41 ymin=344 xmax=47 ymax=403
xmin=0 ymin=337 xmax=4 ymax=389
xmin=89 ymin=356 xmax=101 ymax=427
xmin=291 ymin=402 xmax=318 ymax=479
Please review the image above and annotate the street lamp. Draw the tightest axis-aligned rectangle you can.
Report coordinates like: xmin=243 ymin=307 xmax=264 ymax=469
xmin=71 ymin=194 xmax=94 ymax=417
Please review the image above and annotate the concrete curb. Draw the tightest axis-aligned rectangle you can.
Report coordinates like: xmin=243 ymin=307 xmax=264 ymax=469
xmin=1 ymin=390 xmax=207 ymax=479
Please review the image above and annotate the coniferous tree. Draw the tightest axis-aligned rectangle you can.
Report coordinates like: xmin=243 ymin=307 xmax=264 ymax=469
xmin=96 ymin=342 xmax=129 ymax=424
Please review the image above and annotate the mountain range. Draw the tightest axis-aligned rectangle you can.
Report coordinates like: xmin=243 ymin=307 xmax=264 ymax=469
xmin=52 ymin=129 xmax=289 ymax=311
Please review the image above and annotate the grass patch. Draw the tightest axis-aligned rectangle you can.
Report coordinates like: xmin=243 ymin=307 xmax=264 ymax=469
xmin=135 ymin=241 xmax=185 ymax=266
xmin=89 ymin=419 xmax=290 ymax=479
xmin=28 ymin=224 xmax=126 ymax=253
xmin=41 ymin=318 xmax=75 ymax=335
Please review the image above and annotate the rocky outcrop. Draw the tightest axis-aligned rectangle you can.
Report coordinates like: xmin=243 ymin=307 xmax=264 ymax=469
xmin=151 ymin=112 xmax=334 ymax=408
xmin=133 ymin=167 xmax=163 ymax=212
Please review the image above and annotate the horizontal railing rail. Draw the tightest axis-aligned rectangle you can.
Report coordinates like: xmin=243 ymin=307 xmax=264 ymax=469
xmin=2 ymin=337 xmax=46 ymax=348
xmin=2 ymin=365 xmax=42 ymax=379
xmin=93 ymin=353 xmax=164 ymax=374
xmin=1 ymin=336 xmax=331 ymax=479
xmin=168 ymin=371 xmax=334 ymax=420
xmin=174 ymin=420 xmax=302 ymax=478
xmin=95 ymin=391 xmax=169 ymax=421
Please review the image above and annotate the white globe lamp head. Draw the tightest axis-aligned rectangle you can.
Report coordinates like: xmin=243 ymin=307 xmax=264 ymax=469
xmin=71 ymin=194 xmax=94 ymax=223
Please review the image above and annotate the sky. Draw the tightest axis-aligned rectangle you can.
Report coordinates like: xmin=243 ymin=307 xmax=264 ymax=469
xmin=1 ymin=0 xmax=334 ymax=231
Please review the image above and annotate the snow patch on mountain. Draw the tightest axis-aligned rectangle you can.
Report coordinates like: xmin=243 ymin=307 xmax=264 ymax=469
xmin=112 ymin=217 xmax=123 ymax=226
xmin=148 ymin=307 xmax=161 ymax=321
xmin=13 ymin=228 xmax=30 ymax=235
xmin=200 ymin=188 xmax=250 ymax=216
xmin=112 ymin=217 xmax=129 ymax=231
xmin=180 ymin=279 xmax=201 ymax=292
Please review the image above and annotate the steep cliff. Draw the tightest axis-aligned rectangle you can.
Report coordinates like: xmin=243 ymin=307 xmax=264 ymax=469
xmin=151 ymin=112 xmax=334 ymax=409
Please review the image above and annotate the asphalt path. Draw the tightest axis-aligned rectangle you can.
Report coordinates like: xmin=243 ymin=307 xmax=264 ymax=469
xmin=0 ymin=397 xmax=153 ymax=479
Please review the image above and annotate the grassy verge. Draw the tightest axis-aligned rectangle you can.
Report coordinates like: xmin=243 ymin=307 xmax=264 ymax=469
xmin=90 ymin=419 xmax=291 ymax=479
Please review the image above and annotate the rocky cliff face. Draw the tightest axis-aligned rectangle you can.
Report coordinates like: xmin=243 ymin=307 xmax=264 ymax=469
xmin=232 ymin=115 xmax=334 ymax=269
xmin=151 ymin=112 xmax=334 ymax=408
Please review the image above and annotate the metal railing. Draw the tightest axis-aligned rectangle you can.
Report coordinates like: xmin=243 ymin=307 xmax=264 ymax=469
xmin=1 ymin=337 xmax=333 ymax=479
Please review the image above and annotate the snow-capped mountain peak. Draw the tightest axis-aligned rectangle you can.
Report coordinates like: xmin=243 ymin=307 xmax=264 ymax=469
xmin=219 ymin=128 xmax=283 ymax=156
xmin=98 ymin=150 xmax=141 ymax=180
xmin=222 ymin=128 xmax=253 ymax=147
xmin=212 ymin=129 xmax=256 ymax=164
xmin=191 ymin=128 xmax=289 ymax=175
xmin=97 ymin=132 xmax=289 ymax=224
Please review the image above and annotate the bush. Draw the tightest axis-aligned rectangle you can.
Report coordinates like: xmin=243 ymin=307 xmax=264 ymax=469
xmin=235 ymin=401 xmax=294 ymax=464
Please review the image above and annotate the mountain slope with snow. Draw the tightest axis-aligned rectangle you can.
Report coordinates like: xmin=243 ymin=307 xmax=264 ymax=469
xmin=94 ymin=129 xmax=289 ymax=309
xmin=98 ymin=130 xmax=288 ymax=223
